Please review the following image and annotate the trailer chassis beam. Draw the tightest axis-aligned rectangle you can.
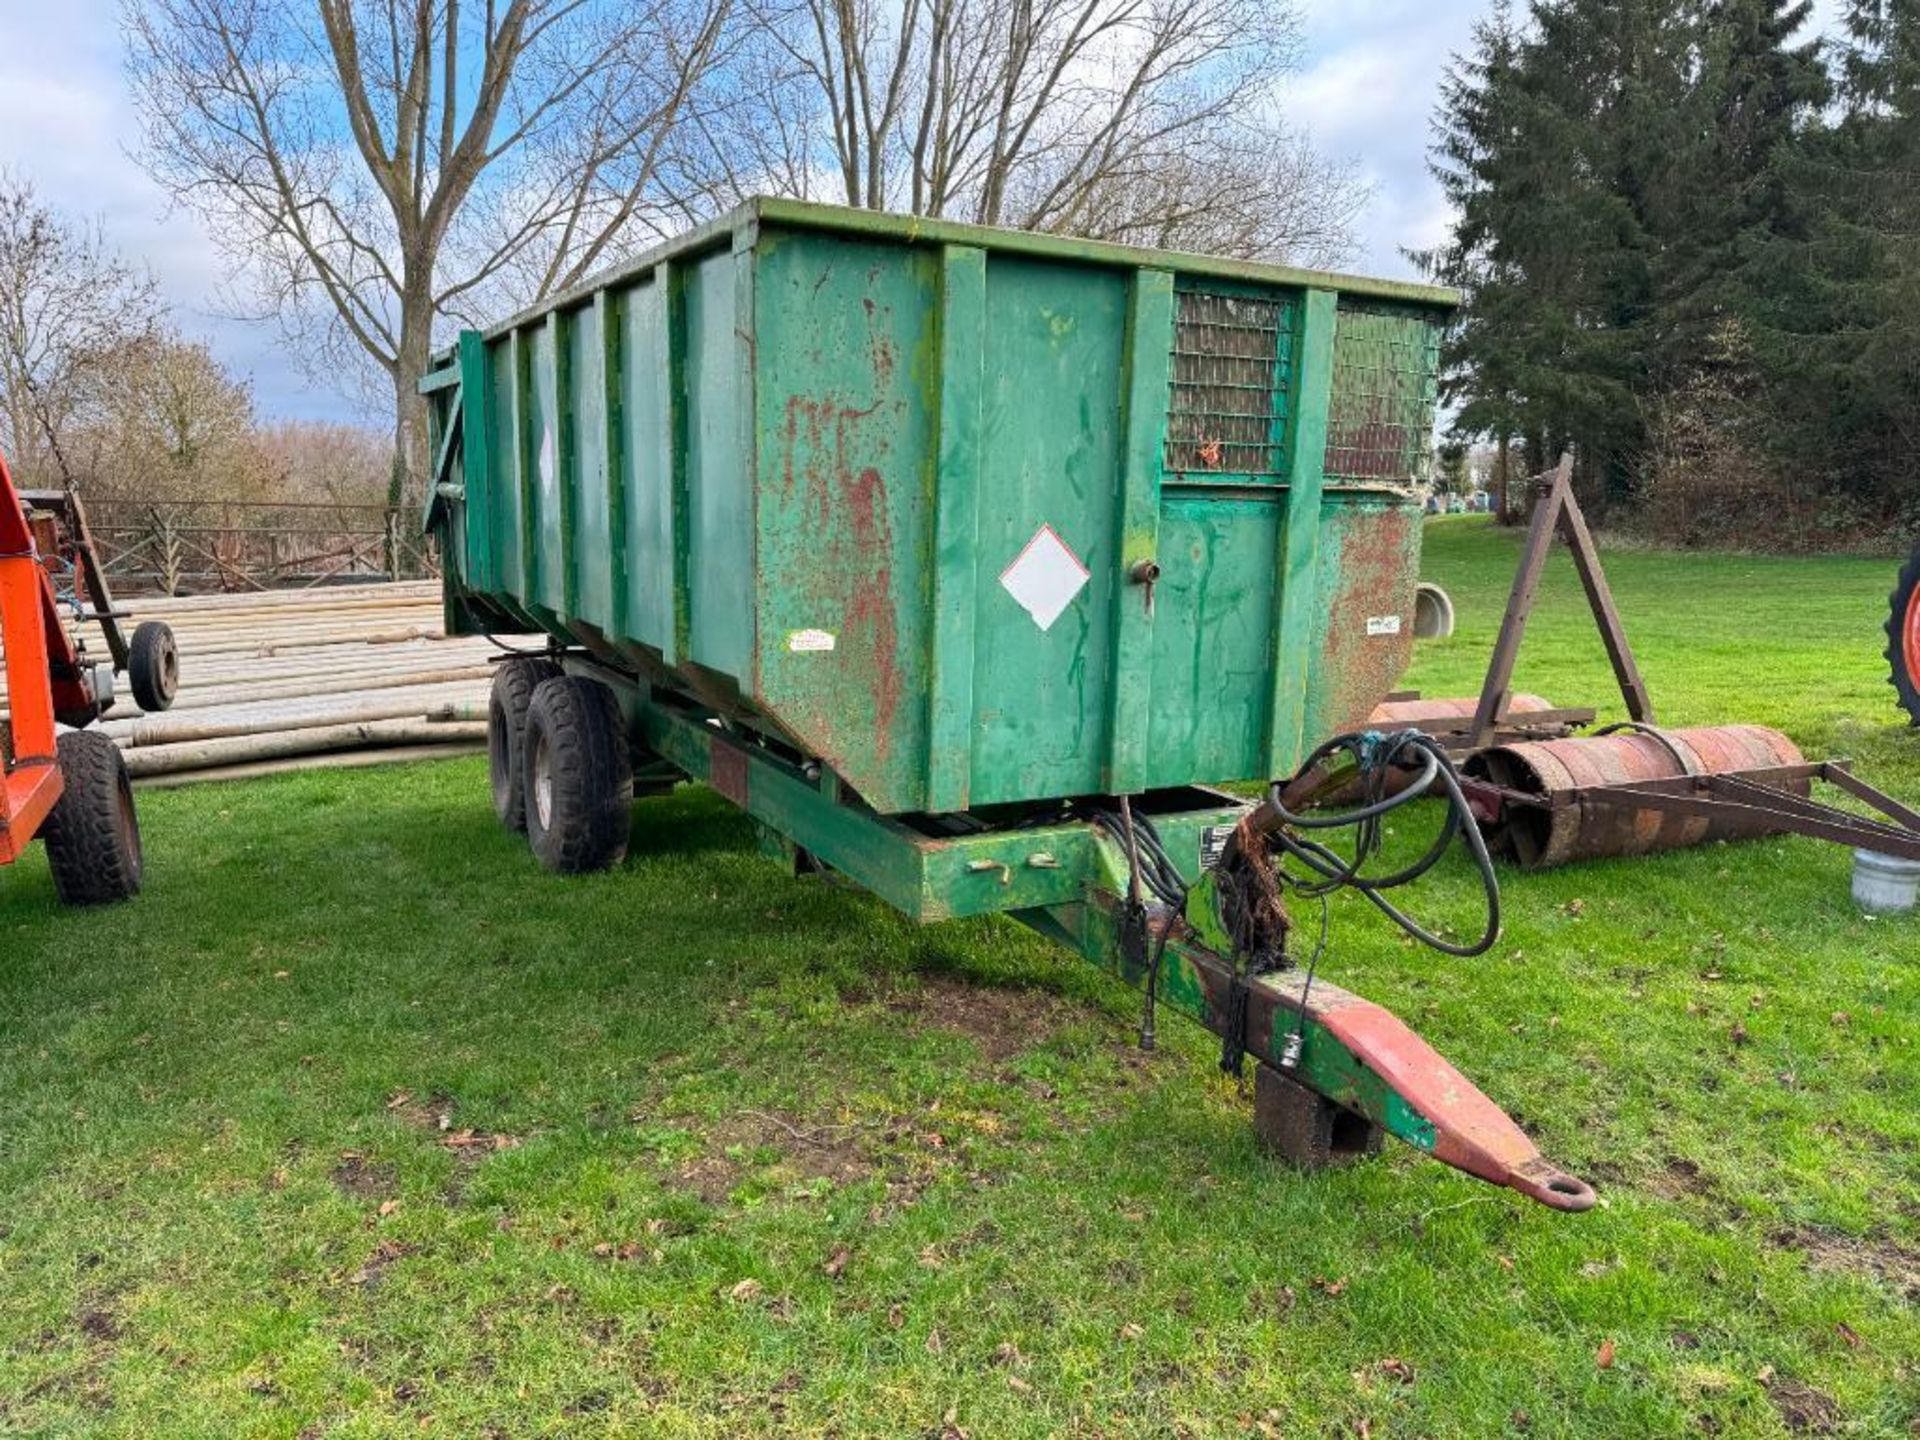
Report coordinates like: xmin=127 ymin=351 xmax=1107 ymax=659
xmin=595 ymin=667 xmax=1596 ymax=1212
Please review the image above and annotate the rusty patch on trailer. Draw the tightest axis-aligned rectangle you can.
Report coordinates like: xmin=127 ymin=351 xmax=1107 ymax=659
xmin=710 ymin=740 xmax=749 ymax=806
xmin=774 ymin=392 xmax=903 ymax=769
xmin=1307 ymin=501 xmax=1420 ymax=745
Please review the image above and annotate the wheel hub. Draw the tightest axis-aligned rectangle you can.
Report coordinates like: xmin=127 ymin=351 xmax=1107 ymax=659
xmin=532 ymin=729 xmax=554 ymax=831
xmin=1906 ymin=582 xmax=1920 ymax=690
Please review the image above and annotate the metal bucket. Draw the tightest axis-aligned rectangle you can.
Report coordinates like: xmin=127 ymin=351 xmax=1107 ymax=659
xmin=1853 ymin=849 xmax=1920 ymax=915
xmin=1467 ymin=724 xmax=1808 ymax=868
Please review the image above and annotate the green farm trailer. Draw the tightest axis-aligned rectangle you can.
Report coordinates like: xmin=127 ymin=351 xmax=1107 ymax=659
xmin=421 ymin=198 xmax=1594 ymax=1212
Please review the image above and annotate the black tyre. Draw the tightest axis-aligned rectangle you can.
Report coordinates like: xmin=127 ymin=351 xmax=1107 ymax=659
xmin=128 ymin=621 xmax=179 ymax=712
xmin=488 ymin=656 xmax=562 ymax=830
xmin=1890 ymin=545 xmax=1920 ymax=726
xmin=522 ymin=676 xmax=632 ymax=874
xmin=41 ymin=730 xmax=142 ymax=905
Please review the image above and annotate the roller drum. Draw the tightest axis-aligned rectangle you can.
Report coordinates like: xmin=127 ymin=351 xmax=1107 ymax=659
xmin=1467 ymin=724 xmax=1807 ymax=868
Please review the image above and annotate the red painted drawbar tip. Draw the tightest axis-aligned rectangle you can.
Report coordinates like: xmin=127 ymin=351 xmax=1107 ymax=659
xmin=1313 ymin=989 xmax=1599 ymax=1213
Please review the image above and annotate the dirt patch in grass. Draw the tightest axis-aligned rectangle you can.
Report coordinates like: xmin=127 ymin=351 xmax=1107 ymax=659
xmin=881 ymin=973 xmax=1076 ymax=1063
xmin=331 ymin=1152 xmax=397 ymax=1200
xmin=1771 ymin=1225 xmax=1920 ymax=1300
xmin=666 ymin=1109 xmax=878 ymax=1205
xmin=1643 ymin=1157 xmax=1711 ymax=1200
xmin=347 ymin=1238 xmax=416 ymax=1287
xmin=75 ymin=1308 xmax=117 ymax=1343
xmin=388 ymin=1090 xmax=454 ymax=1133
xmin=1763 ymin=1376 xmax=1842 ymax=1435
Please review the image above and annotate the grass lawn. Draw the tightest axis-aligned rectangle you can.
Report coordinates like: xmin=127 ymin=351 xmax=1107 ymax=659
xmin=1 ymin=516 xmax=1916 ymax=1439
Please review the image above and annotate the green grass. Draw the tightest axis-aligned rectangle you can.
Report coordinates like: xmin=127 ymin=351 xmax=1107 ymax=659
xmin=1 ymin=516 xmax=1916 ymax=1438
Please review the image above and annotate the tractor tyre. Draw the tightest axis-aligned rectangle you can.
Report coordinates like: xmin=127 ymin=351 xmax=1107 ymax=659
xmin=128 ymin=621 xmax=179 ymax=712
xmin=41 ymin=730 xmax=143 ymax=906
xmin=522 ymin=676 xmax=632 ymax=875
xmin=488 ymin=656 xmax=562 ymax=831
xmin=1890 ymin=545 xmax=1920 ymax=727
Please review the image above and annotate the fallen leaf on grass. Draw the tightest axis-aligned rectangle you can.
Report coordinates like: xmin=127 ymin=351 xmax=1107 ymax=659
xmin=992 ymin=1342 xmax=1025 ymax=1367
xmin=1006 ymin=1375 xmax=1032 ymax=1394
xmin=729 ymin=1279 xmax=763 ymax=1302
xmin=386 ymin=1090 xmax=413 ymax=1110
xmin=1311 ymin=1276 xmax=1348 ymax=1297
xmin=823 ymin=1247 xmax=850 ymax=1279
xmin=1377 ymin=1357 xmax=1415 ymax=1385
xmin=1835 ymin=1322 xmax=1862 ymax=1349
xmin=1118 ymin=1322 xmax=1144 ymax=1341
xmin=887 ymin=1303 xmax=905 ymax=1330
xmin=377 ymin=1199 xmax=398 ymax=1218
xmin=1596 ymin=1339 xmax=1616 ymax=1369
xmin=925 ymin=1328 xmax=944 ymax=1355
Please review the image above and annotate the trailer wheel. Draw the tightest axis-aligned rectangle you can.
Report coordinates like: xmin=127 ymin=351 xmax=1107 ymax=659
xmin=1252 ymin=1063 xmax=1383 ymax=1169
xmin=41 ymin=730 xmax=142 ymax=905
xmin=128 ymin=621 xmax=179 ymax=712
xmin=523 ymin=676 xmax=631 ymax=874
xmin=488 ymin=656 xmax=562 ymax=830
xmin=1890 ymin=545 xmax=1920 ymax=726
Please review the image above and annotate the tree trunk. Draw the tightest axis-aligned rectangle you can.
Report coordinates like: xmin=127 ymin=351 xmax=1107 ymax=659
xmin=390 ymin=307 xmax=433 ymax=516
xmin=1495 ymin=436 xmax=1513 ymax=525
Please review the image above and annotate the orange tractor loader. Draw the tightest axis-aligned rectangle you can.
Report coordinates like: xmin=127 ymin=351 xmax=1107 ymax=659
xmin=0 ymin=448 xmax=173 ymax=904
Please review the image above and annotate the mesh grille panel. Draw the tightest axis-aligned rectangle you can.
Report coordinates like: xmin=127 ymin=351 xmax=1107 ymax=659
xmin=1165 ymin=290 xmax=1291 ymax=478
xmin=1323 ymin=303 xmax=1443 ymax=486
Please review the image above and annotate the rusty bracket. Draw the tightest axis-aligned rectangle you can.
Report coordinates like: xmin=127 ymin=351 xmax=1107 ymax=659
xmin=1468 ymin=454 xmax=1651 ymax=749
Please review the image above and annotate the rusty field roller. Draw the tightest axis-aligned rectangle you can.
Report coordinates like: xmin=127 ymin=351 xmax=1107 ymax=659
xmin=1467 ymin=724 xmax=1809 ymax=868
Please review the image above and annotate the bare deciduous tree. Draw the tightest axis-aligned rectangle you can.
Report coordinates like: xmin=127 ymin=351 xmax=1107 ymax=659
xmin=736 ymin=0 xmax=1361 ymax=264
xmin=75 ymin=335 xmax=266 ymax=503
xmin=125 ymin=0 xmax=746 ymax=509
xmin=0 ymin=175 xmax=164 ymax=486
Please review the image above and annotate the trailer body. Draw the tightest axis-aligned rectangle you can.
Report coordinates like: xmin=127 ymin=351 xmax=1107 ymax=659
xmin=426 ymin=200 xmax=1445 ymax=814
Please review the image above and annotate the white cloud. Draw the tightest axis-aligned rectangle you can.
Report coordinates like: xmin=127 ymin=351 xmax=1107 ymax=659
xmin=0 ymin=0 xmax=366 ymax=425
xmin=1288 ymin=0 xmax=1854 ymax=283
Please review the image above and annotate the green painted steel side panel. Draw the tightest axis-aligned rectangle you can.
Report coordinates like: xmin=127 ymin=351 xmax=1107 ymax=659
xmin=687 ymin=251 xmax=752 ymax=678
xmin=752 ymin=231 xmax=939 ymax=793
xmin=617 ymin=271 xmax=675 ymax=657
xmin=969 ymin=257 xmax=1128 ymax=805
xmin=1144 ymin=492 xmax=1280 ymax=790
xmin=429 ymin=199 xmax=1450 ymax=816
xmin=566 ymin=298 xmax=615 ymax=631
xmin=1301 ymin=492 xmax=1423 ymax=745
xmin=527 ymin=318 xmax=564 ymax=615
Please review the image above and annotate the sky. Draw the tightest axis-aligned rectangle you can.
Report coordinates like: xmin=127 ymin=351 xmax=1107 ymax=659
xmin=0 ymin=0 xmax=1848 ymax=430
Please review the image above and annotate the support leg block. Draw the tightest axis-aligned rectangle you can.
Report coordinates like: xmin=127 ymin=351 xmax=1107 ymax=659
xmin=1253 ymin=1063 xmax=1384 ymax=1169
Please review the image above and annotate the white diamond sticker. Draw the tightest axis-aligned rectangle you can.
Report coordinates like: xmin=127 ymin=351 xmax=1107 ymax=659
xmin=999 ymin=523 xmax=1090 ymax=632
